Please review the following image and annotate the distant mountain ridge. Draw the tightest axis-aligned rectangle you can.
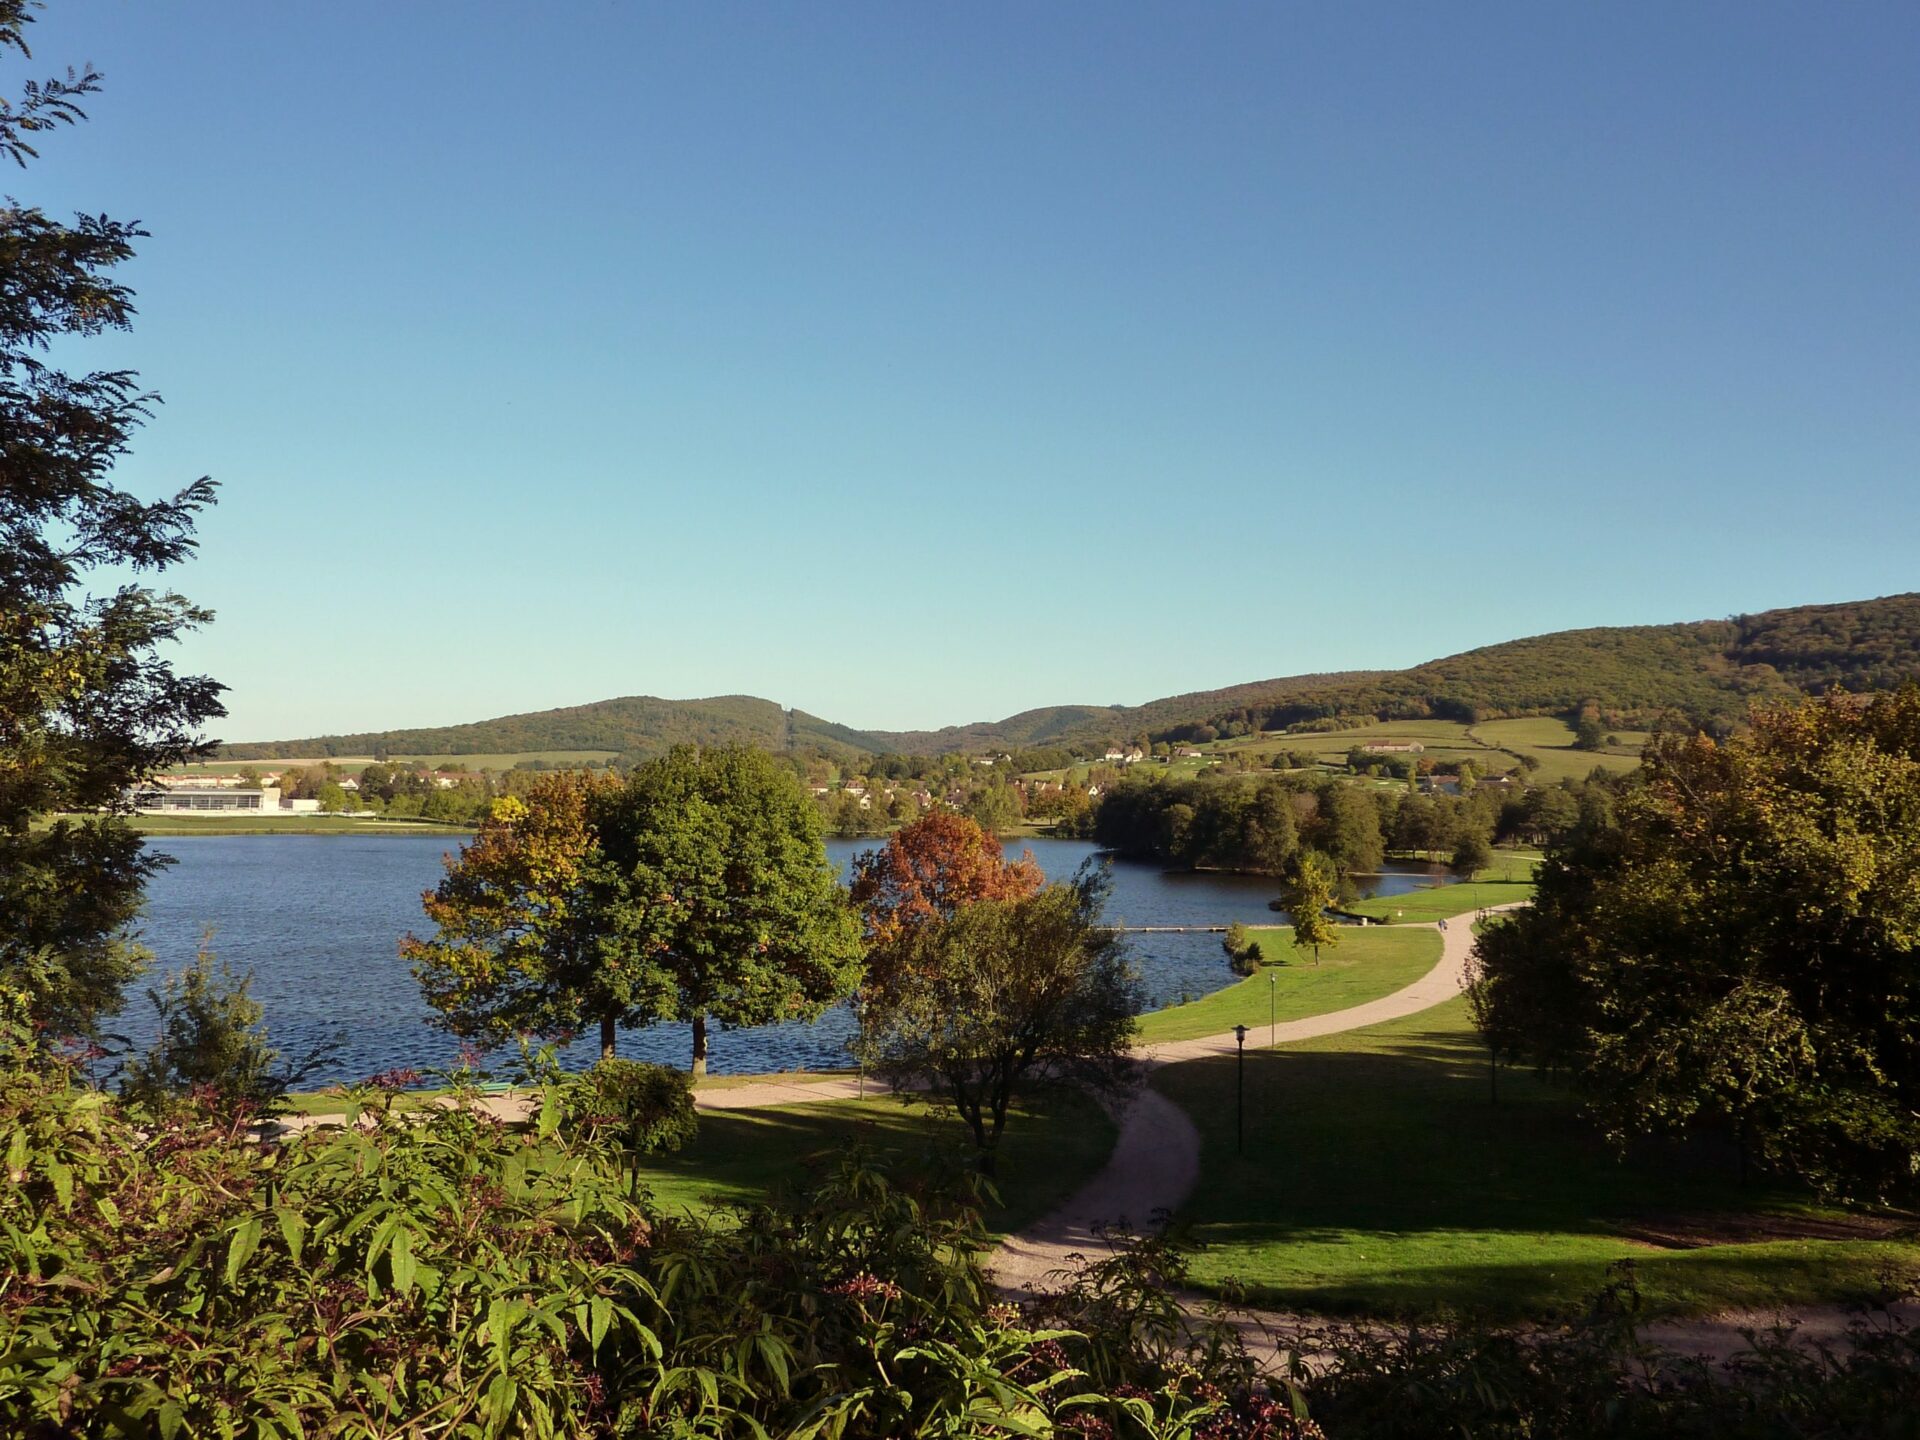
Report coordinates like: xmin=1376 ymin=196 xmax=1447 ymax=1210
xmin=219 ymin=593 xmax=1920 ymax=762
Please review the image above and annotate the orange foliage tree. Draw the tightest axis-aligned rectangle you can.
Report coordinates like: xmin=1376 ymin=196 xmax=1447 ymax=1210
xmin=402 ymin=770 xmax=655 ymax=1061
xmin=848 ymin=812 xmax=1044 ymax=994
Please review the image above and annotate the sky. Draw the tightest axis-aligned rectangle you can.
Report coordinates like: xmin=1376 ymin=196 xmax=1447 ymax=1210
xmin=23 ymin=1 xmax=1920 ymax=741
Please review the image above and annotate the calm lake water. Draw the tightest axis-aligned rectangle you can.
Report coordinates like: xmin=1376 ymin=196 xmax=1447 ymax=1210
xmin=128 ymin=835 xmax=1455 ymax=1084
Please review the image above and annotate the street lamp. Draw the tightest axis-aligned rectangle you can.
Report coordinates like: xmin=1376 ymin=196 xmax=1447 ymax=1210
xmin=1269 ymin=971 xmax=1277 ymax=1047
xmin=1234 ymin=1024 xmax=1248 ymax=1155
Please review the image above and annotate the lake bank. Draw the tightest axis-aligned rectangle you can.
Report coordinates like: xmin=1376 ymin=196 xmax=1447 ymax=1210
xmin=128 ymin=834 xmax=1472 ymax=1085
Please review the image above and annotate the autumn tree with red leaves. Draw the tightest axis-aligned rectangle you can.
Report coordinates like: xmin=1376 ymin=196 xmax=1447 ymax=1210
xmin=848 ymin=812 xmax=1043 ymax=991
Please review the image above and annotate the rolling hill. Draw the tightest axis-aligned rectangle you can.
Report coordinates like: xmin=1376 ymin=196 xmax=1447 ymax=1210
xmin=219 ymin=593 xmax=1920 ymax=762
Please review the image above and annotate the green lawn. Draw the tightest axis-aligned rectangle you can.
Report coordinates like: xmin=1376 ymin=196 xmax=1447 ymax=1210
xmin=1349 ymin=852 xmax=1539 ymax=922
xmin=634 ymin=1087 xmax=1114 ymax=1236
xmin=1153 ymin=999 xmax=1918 ymax=1319
xmin=282 ymin=1082 xmax=1112 ymax=1239
xmin=1136 ymin=926 xmax=1442 ymax=1043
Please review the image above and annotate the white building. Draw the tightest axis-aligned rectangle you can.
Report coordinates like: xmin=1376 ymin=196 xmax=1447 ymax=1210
xmin=130 ymin=781 xmax=320 ymax=815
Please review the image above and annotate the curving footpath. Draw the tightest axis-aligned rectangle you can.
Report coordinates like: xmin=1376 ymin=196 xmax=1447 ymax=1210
xmin=989 ymin=908 xmax=1515 ymax=1296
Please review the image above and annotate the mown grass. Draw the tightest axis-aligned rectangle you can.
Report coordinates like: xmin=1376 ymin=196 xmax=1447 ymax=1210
xmin=281 ymin=1080 xmax=1111 ymax=1237
xmin=1153 ymin=999 xmax=1919 ymax=1320
xmin=1136 ymin=926 xmax=1442 ymax=1043
xmin=1225 ymin=720 xmax=1505 ymax=772
xmin=1349 ymin=852 xmax=1539 ymax=922
xmin=636 ymin=1086 xmax=1116 ymax=1236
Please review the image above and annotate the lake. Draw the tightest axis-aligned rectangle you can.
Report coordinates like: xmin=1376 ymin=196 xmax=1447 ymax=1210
xmin=127 ymin=834 xmax=1457 ymax=1084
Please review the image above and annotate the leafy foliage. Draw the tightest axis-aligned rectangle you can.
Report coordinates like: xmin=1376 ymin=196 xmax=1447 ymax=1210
xmin=1278 ymin=853 xmax=1341 ymax=966
xmin=1222 ymin=923 xmax=1263 ymax=975
xmin=0 ymin=1016 xmax=1287 ymax=1438
xmin=0 ymin=0 xmax=223 ymax=1038
xmin=120 ymin=941 xmax=335 ymax=1120
xmin=850 ymin=811 xmax=1044 ymax=991
xmin=592 ymin=745 xmax=865 ymax=1076
xmin=853 ymin=871 xmax=1143 ymax=1171
xmin=403 ymin=771 xmax=642 ymax=1060
xmin=1472 ymin=686 xmax=1920 ymax=1202
xmin=558 ymin=1058 xmax=698 ymax=1158
xmin=409 ymin=751 xmax=862 ymax=1076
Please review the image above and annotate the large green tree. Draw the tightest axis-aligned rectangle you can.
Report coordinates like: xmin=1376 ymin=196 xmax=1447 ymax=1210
xmin=0 ymin=3 xmax=223 ymax=1038
xmin=594 ymin=745 xmax=863 ymax=1076
xmin=1472 ymin=688 xmax=1920 ymax=1202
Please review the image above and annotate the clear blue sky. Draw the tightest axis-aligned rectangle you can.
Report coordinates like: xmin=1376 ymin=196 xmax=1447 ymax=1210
xmin=27 ymin=1 xmax=1920 ymax=741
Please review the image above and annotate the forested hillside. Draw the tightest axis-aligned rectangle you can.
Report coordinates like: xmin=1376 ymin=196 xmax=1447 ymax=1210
xmin=221 ymin=594 xmax=1920 ymax=761
xmin=219 ymin=695 xmax=870 ymax=763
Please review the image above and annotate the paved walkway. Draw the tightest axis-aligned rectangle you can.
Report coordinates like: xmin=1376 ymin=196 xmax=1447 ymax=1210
xmin=275 ymin=1070 xmax=878 ymax=1134
xmin=989 ymin=908 xmax=1514 ymax=1295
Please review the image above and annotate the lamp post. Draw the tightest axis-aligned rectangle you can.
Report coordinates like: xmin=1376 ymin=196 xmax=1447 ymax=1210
xmin=1234 ymin=1024 xmax=1248 ymax=1155
xmin=1269 ymin=971 xmax=1277 ymax=1047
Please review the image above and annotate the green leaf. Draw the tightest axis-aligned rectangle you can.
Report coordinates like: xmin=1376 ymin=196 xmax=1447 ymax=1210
xmin=485 ymin=1374 xmax=519 ymax=1438
xmin=275 ymin=1208 xmax=307 ymax=1266
xmin=537 ymin=1086 xmax=561 ymax=1140
xmin=487 ymin=1296 xmax=519 ymax=1373
xmin=587 ymin=1295 xmax=611 ymax=1353
xmin=389 ymin=1228 xmax=416 ymax=1296
xmin=225 ymin=1216 xmax=261 ymax=1287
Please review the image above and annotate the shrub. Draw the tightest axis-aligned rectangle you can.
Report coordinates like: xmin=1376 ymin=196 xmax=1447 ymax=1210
xmin=1223 ymin=923 xmax=1266 ymax=975
xmin=561 ymin=1056 xmax=698 ymax=1155
xmin=119 ymin=943 xmax=334 ymax=1120
xmin=0 ymin=1015 xmax=1262 ymax=1437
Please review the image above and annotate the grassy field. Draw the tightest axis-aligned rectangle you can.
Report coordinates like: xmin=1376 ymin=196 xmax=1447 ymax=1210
xmin=285 ymin=1084 xmax=1112 ymax=1238
xmin=1225 ymin=720 xmax=1508 ymax=772
xmin=1349 ymin=850 xmax=1539 ymax=922
xmin=125 ymin=814 xmax=472 ymax=837
xmin=1136 ymin=926 xmax=1442 ymax=1043
xmin=638 ymin=1086 xmax=1114 ymax=1235
xmin=1153 ymin=998 xmax=1918 ymax=1320
xmin=1472 ymin=717 xmax=1647 ymax=783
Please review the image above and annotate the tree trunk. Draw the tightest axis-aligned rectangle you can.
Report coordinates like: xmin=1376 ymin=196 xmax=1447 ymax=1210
xmin=690 ymin=1012 xmax=708 ymax=1079
xmin=600 ymin=1013 xmax=617 ymax=1063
